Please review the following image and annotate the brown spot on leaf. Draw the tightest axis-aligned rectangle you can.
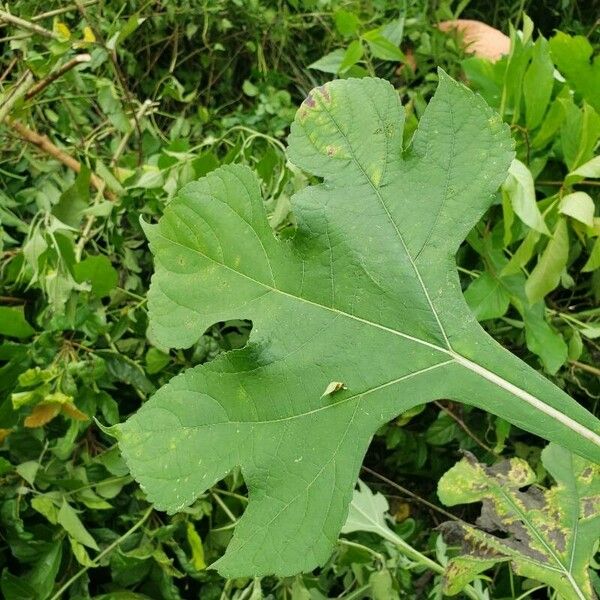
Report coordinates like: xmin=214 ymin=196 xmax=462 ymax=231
xmin=304 ymin=95 xmax=316 ymax=108
xmin=581 ymin=496 xmax=600 ymax=519
xmin=316 ymin=84 xmax=330 ymax=102
xmin=545 ymin=526 xmax=567 ymax=553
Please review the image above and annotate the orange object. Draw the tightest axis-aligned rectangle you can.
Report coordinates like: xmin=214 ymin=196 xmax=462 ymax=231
xmin=438 ymin=19 xmax=510 ymax=62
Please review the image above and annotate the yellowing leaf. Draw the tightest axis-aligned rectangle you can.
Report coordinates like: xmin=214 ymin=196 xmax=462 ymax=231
xmin=186 ymin=522 xmax=206 ymax=570
xmin=119 ymin=74 xmax=600 ymax=578
xmin=0 ymin=429 xmax=12 ymax=444
xmin=83 ymin=26 xmax=96 ymax=43
xmin=61 ymin=403 xmax=89 ymax=421
xmin=54 ymin=20 xmax=71 ymax=40
xmin=24 ymin=402 xmax=62 ymax=428
xmin=559 ymin=191 xmax=595 ymax=226
xmin=45 ymin=391 xmax=73 ymax=405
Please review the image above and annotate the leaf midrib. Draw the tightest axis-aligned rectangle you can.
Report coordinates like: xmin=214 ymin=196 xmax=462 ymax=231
xmin=298 ymin=98 xmax=600 ymax=448
xmin=155 ymin=230 xmax=600 ymax=449
xmin=311 ymin=95 xmax=452 ymax=348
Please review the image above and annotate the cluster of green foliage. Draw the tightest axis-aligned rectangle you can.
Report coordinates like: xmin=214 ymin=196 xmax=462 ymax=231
xmin=0 ymin=1 xmax=599 ymax=599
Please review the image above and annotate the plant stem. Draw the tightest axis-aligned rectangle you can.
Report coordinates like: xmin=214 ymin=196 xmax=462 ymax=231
xmin=25 ymin=54 xmax=91 ymax=100
xmin=5 ymin=118 xmax=114 ymax=200
xmin=570 ymin=360 xmax=600 ymax=378
xmin=0 ymin=10 xmax=59 ymax=39
xmin=373 ymin=526 xmax=482 ymax=600
xmin=361 ymin=466 xmax=460 ymax=522
xmin=433 ymin=400 xmax=496 ymax=455
xmin=0 ymin=70 xmax=34 ymax=124
xmin=49 ymin=506 xmax=153 ymax=600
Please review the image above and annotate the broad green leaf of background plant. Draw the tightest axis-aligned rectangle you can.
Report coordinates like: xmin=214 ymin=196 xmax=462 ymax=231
xmin=118 ymin=72 xmax=600 ymax=577
xmin=550 ymin=32 xmax=600 ymax=113
xmin=437 ymin=445 xmax=600 ymax=600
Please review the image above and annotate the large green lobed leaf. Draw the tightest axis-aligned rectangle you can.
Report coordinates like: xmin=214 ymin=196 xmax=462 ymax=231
xmin=119 ymin=71 xmax=600 ymax=577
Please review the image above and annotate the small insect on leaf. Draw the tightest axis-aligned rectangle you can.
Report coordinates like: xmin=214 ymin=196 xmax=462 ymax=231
xmin=321 ymin=381 xmax=347 ymax=398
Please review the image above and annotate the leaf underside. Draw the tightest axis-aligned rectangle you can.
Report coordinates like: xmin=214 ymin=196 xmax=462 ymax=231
xmin=119 ymin=71 xmax=600 ymax=577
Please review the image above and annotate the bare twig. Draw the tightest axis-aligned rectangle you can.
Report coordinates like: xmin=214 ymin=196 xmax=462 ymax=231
xmin=5 ymin=118 xmax=115 ymax=200
xmin=0 ymin=70 xmax=34 ymax=123
xmin=538 ymin=180 xmax=600 ymax=187
xmin=110 ymin=98 xmax=153 ymax=166
xmin=0 ymin=295 xmax=25 ymax=304
xmin=25 ymin=54 xmax=91 ymax=100
xmin=31 ymin=0 xmax=99 ymax=21
xmin=570 ymin=360 xmax=600 ymax=378
xmin=361 ymin=465 xmax=461 ymax=522
xmin=0 ymin=9 xmax=59 ymax=39
xmin=75 ymin=0 xmax=144 ymax=165
xmin=433 ymin=400 xmax=496 ymax=454
xmin=0 ymin=56 xmax=18 ymax=85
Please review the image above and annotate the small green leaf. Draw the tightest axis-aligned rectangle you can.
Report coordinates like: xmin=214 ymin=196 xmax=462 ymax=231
xmin=0 ymin=571 xmax=36 ymax=600
xmin=52 ymin=167 xmax=91 ymax=228
xmin=501 ymin=230 xmax=540 ymax=276
xmin=566 ymin=155 xmax=600 ymax=185
xmin=69 ymin=537 xmax=95 ymax=566
xmin=334 ymin=9 xmax=360 ymax=37
xmin=568 ymin=330 xmax=583 ymax=361
xmin=16 ymin=460 xmax=39 ymax=486
xmin=308 ymin=49 xmax=345 ymax=74
xmin=550 ymin=32 xmax=600 ymax=113
xmin=523 ymin=307 xmax=567 ymax=374
xmin=73 ymin=255 xmax=118 ymax=297
xmin=523 ymin=37 xmax=554 ymax=130
xmin=145 ymin=347 xmax=170 ymax=374
xmin=186 ymin=522 xmax=206 ymax=571
xmin=583 ymin=238 xmax=600 ymax=272
xmin=31 ymin=495 xmax=60 ymax=524
xmin=0 ymin=306 xmax=35 ymax=339
xmin=501 ymin=159 xmax=549 ymax=234
xmin=342 ymin=480 xmax=393 ymax=537
xmin=58 ymin=499 xmax=99 ymax=550
xmin=525 ymin=218 xmax=569 ymax=303
xmin=28 ymin=541 xmax=62 ymax=600
xmin=464 ymin=272 xmax=510 ymax=321
xmin=559 ymin=99 xmax=600 ymax=171
xmin=370 ymin=569 xmax=397 ymax=600
xmin=362 ymin=28 xmax=405 ymax=61
xmin=559 ymin=191 xmax=595 ymax=226
xmin=339 ymin=40 xmax=363 ymax=73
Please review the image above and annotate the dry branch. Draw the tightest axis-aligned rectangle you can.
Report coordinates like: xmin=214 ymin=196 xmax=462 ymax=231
xmin=5 ymin=118 xmax=115 ymax=200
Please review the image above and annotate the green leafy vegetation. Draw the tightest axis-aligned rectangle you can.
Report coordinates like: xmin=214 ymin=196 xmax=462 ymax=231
xmin=0 ymin=1 xmax=599 ymax=598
